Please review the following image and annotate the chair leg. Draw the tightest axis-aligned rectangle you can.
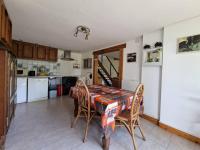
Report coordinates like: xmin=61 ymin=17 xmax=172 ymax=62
xmin=138 ymin=125 xmax=146 ymax=141
xmin=83 ymin=116 xmax=90 ymax=143
xmin=71 ymin=107 xmax=81 ymax=128
xmin=130 ymin=123 xmax=137 ymax=150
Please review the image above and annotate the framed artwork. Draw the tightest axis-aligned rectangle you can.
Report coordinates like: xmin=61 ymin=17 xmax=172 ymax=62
xmin=127 ymin=53 xmax=136 ymax=62
xmin=177 ymin=34 xmax=200 ymax=53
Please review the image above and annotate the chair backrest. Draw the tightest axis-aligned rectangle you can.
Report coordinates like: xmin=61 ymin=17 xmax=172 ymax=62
xmin=130 ymin=84 xmax=144 ymax=119
xmin=75 ymin=79 xmax=91 ymax=112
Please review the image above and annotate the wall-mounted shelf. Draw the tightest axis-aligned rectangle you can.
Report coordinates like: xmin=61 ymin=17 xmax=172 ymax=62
xmin=143 ymin=47 xmax=163 ymax=66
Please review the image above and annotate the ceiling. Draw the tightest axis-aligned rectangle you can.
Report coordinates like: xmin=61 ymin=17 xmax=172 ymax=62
xmin=5 ymin=0 xmax=200 ymax=51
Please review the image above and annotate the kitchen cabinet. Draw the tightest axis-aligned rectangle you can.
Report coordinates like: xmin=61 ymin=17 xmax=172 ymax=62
xmin=0 ymin=2 xmax=12 ymax=48
xmin=13 ymin=40 xmax=58 ymax=62
xmin=1 ymin=5 xmax=6 ymax=42
xmin=17 ymin=77 xmax=27 ymax=103
xmin=37 ymin=45 xmax=47 ymax=60
xmin=48 ymin=48 xmax=58 ymax=61
xmin=28 ymin=77 xmax=48 ymax=102
xmin=0 ymin=50 xmax=16 ymax=148
xmin=32 ymin=46 xmax=38 ymax=60
xmin=23 ymin=42 xmax=34 ymax=59
xmin=12 ymin=41 xmax=18 ymax=56
xmin=0 ymin=1 xmax=15 ymax=148
xmin=17 ymin=41 xmax=23 ymax=58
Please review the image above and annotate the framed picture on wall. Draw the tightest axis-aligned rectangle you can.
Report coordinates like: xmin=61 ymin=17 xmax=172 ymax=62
xmin=127 ymin=53 xmax=136 ymax=62
xmin=177 ymin=34 xmax=200 ymax=53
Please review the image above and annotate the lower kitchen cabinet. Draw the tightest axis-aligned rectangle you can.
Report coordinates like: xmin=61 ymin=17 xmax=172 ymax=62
xmin=28 ymin=77 xmax=48 ymax=102
xmin=17 ymin=77 xmax=27 ymax=104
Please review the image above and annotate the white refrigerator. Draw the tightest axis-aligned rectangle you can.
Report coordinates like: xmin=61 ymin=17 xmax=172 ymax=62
xmin=28 ymin=77 xmax=48 ymax=102
xmin=17 ymin=77 xmax=27 ymax=103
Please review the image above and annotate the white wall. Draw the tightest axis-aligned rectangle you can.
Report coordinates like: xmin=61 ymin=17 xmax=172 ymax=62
xmin=160 ymin=17 xmax=200 ymax=137
xmin=122 ymin=39 xmax=143 ymax=90
xmin=57 ymin=50 xmax=82 ymax=76
xmin=81 ymin=51 xmax=93 ymax=84
xmin=141 ymin=30 xmax=163 ymax=119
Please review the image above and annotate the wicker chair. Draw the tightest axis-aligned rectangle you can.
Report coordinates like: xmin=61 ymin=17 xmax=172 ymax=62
xmin=115 ymin=84 xmax=146 ymax=150
xmin=71 ymin=80 xmax=96 ymax=142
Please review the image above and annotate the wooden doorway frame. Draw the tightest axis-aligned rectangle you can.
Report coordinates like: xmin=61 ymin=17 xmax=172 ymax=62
xmin=93 ymin=44 xmax=126 ymax=88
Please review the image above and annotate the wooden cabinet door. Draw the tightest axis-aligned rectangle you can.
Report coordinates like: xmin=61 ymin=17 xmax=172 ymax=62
xmin=23 ymin=43 xmax=34 ymax=59
xmin=5 ymin=13 xmax=9 ymax=45
xmin=12 ymin=41 xmax=18 ymax=56
xmin=1 ymin=5 xmax=6 ymax=42
xmin=48 ymin=48 xmax=57 ymax=61
xmin=17 ymin=42 xmax=23 ymax=58
xmin=32 ymin=45 xmax=38 ymax=60
xmin=37 ymin=45 xmax=47 ymax=60
xmin=8 ymin=19 xmax=12 ymax=47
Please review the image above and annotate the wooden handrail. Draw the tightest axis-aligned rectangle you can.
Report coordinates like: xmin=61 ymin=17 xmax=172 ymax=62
xmin=105 ymin=56 xmax=119 ymax=76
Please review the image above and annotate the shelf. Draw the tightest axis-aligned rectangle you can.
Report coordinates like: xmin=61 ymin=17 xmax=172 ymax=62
xmin=143 ymin=47 xmax=162 ymax=52
xmin=143 ymin=62 xmax=162 ymax=66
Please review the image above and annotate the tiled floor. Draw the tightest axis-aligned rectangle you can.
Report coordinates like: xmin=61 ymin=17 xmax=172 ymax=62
xmin=5 ymin=96 xmax=200 ymax=150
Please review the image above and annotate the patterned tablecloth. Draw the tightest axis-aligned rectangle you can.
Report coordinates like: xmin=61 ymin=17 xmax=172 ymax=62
xmin=70 ymin=85 xmax=139 ymax=130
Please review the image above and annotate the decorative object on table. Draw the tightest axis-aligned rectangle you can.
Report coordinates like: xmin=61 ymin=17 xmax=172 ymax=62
xmin=74 ymin=25 xmax=90 ymax=40
xmin=177 ymin=34 xmax=200 ymax=53
xmin=73 ymin=63 xmax=80 ymax=69
xmin=143 ymin=44 xmax=151 ymax=49
xmin=127 ymin=53 xmax=137 ymax=62
xmin=154 ymin=42 xmax=163 ymax=48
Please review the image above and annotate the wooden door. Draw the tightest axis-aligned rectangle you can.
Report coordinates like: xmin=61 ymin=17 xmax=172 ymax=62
xmin=37 ymin=45 xmax=47 ymax=60
xmin=23 ymin=42 xmax=34 ymax=59
xmin=48 ymin=48 xmax=57 ymax=61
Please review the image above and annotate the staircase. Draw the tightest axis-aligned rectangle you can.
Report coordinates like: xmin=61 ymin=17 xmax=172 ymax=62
xmin=98 ymin=68 xmax=112 ymax=86
xmin=97 ymin=56 xmax=119 ymax=87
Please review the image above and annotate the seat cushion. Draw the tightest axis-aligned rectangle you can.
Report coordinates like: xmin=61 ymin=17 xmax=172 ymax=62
xmin=115 ymin=110 xmax=130 ymax=121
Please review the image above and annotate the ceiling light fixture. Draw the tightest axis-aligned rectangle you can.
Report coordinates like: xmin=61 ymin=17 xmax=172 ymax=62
xmin=74 ymin=25 xmax=90 ymax=40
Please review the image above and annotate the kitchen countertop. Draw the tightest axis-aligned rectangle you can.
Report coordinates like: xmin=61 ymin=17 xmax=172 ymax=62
xmin=17 ymin=75 xmax=63 ymax=78
xmin=17 ymin=75 xmax=79 ymax=78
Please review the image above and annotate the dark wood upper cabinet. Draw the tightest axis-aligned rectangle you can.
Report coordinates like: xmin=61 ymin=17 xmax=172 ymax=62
xmin=32 ymin=45 xmax=38 ymax=60
xmin=13 ymin=40 xmax=58 ymax=61
xmin=1 ymin=5 xmax=6 ymax=42
xmin=48 ymin=48 xmax=58 ymax=61
xmin=17 ymin=41 xmax=23 ymax=58
xmin=12 ymin=41 xmax=18 ymax=56
xmin=23 ymin=42 xmax=34 ymax=59
xmin=0 ymin=1 xmax=12 ymax=48
xmin=37 ymin=45 xmax=47 ymax=60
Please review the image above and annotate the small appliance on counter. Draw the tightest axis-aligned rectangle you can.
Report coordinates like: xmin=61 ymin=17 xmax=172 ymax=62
xmin=17 ymin=69 xmax=28 ymax=76
xmin=28 ymin=70 xmax=36 ymax=76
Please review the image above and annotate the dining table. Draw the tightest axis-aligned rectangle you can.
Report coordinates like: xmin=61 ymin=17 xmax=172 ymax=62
xmin=70 ymin=84 xmax=143 ymax=150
